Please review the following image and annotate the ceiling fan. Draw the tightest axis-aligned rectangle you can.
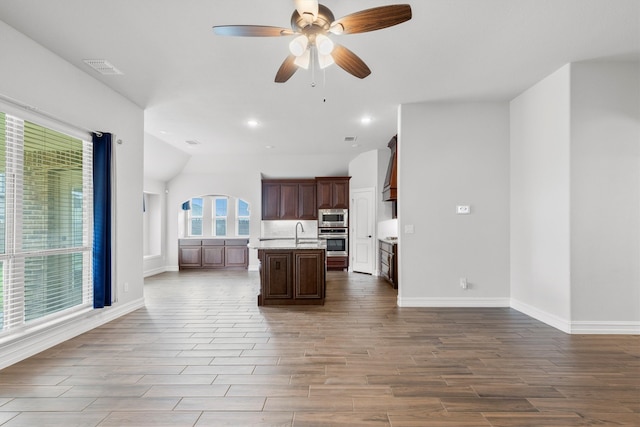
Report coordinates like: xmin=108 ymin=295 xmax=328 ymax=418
xmin=212 ymin=0 xmax=412 ymax=83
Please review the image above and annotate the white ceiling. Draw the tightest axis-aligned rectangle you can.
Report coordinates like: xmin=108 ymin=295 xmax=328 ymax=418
xmin=0 ymin=0 xmax=638 ymax=180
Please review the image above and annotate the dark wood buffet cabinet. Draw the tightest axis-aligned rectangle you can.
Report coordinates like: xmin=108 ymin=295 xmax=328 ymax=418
xmin=179 ymin=239 xmax=249 ymax=269
xmin=257 ymin=248 xmax=326 ymax=305
xmin=379 ymin=239 xmax=398 ymax=288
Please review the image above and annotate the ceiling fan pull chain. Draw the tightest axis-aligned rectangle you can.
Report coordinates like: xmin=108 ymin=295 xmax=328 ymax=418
xmin=322 ymin=68 xmax=327 ymax=103
xmin=310 ymin=46 xmax=317 ymax=87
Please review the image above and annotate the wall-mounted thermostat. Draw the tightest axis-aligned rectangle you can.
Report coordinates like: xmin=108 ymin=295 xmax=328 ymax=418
xmin=456 ymin=205 xmax=470 ymax=215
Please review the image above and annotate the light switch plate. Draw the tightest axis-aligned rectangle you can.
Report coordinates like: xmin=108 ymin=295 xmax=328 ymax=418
xmin=456 ymin=205 xmax=470 ymax=215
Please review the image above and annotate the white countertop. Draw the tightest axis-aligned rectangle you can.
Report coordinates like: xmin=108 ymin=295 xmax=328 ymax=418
xmin=250 ymin=239 xmax=326 ymax=250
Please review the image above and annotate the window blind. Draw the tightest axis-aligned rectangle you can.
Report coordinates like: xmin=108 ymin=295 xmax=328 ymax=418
xmin=0 ymin=113 xmax=93 ymax=334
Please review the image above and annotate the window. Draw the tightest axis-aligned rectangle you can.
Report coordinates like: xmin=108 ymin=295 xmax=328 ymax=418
xmin=237 ymin=199 xmax=250 ymax=236
xmin=213 ymin=197 xmax=227 ymax=236
xmin=0 ymin=111 xmax=93 ymax=334
xmin=189 ymin=197 xmax=203 ymax=236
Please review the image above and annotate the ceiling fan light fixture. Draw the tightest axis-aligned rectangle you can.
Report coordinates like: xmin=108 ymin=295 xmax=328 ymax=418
xmin=289 ymin=35 xmax=309 ymax=56
xmin=315 ymin=34 xmax=334 ymax=55
xmin=295 ymin=0 xmax=319 ymax=23
xmin=317 ymin=52 xmax=335 ymax=69
xmin=329 ymin=23 xmax=344 ymax=35
xmin=294 ymin=49 xmax=311 ymax=69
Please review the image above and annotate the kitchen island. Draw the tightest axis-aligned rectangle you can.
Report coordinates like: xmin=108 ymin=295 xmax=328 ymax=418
xmin=250 ymin=240 xmax=326 ymax=306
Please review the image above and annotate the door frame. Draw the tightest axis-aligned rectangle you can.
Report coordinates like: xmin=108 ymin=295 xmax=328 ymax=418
xmin=350 ymin=187 xmax=376 ymax=275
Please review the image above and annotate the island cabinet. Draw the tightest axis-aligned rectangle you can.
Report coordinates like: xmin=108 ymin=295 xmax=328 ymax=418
xmin=257 ymin=249 xmax=326 ymax=305
xmin=179 ymin=239 xmax=248 ymax=270
xmin=316 ymin=177 xmax=350 ymax=209
xmin=262 ymin=179 xmax=317 ymax=220
xmin=379 ymin=239 xmax=398 ymax=289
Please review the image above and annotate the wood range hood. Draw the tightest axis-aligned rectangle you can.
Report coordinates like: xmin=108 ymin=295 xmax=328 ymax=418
xmin=382 ymin=135 xmax=397 ymax=202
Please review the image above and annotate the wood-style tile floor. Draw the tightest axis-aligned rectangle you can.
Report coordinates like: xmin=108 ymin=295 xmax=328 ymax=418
xmin=0 ymin=270 xmax=638 ymax=426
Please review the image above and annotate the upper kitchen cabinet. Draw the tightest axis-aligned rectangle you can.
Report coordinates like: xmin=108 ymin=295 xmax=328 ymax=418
xmin=298 ymin=181 xmax=317 ymax=219
xmin=262 ymin=179 xmax=317 ymax=220
xmin=383 ymin=135 xmax=397 ymax=202
xmin=316 ymin=177 xmax=351 ymax=209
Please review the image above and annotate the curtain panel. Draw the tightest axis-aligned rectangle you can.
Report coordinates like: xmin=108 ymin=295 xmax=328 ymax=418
xmin=92 ymin=132 xmax=112 ymax=308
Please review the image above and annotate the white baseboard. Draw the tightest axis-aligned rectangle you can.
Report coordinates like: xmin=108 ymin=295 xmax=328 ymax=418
xmin=165 ymin=265 xmax=179 ymax=272
xmin=397 ymin=297 xmax=510 ymax=308
xmin=569 ymin=321 xmax=640 ymax=334
xmin=509 ymin=298 xmax=571 ymax=333
xmin=143 ymin=266 xmax=167 ymax=277
xmin=248 ymin=264 xmax=259 ymax=272
xmin=510 ymin=299 xmax=640 ymax=334
xmin=0 ymin=297 xmax=145 ymax=370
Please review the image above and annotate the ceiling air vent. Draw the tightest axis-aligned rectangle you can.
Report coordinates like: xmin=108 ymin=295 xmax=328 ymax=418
xmin=344 ymin=136 xmax=357 ymax=143
xmin=185 ymin=140 xmax=201 ymax=146
xmin=83 ymin=59 xmax=123 ymax=75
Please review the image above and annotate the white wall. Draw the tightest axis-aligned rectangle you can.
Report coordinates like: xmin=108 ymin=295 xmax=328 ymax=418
xmin=143 ymin=176 xmax=168 ymax=277
xmin=570 ymin=62 xmax=640 ymax=327
xmin=0 ymin=20 xmax=144 ymax=367
xmin=509 ymin=65 xmax=573 ymax=329
xmin=398 ymin=102 xmax=510 ymax=307
xmin=510 ymin=61 xmax=640 ymax=333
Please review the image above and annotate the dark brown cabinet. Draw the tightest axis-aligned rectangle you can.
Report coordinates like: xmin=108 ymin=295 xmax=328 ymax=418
xmin=225 ymin=240 xmax=250 ymax=267
xmin=262 ymin=182 xmax=282 ymax=220
xmin=379 ymin=240 xmax=397 ymax=289
xmin=261 ymin=251 xmax=293 ymax=299
xmin=257 ymin=249 xmax=325 ymax=305
xmin=178 ymin=241 xmax=202 ymax=267
xmin=326 ymin=256 xmax=348 ymax=270
xmin=298 ymin=181 xmax=317 ymax=219
xmin=262 ymin=179 xmax=317 ymax=220
xmin=202 ymin=240 xmax=224 ymax=268
xmin=179 ymin=239 xmax=248 ymax=270
xmin=316 ymin=177 xmax=350 ymax=209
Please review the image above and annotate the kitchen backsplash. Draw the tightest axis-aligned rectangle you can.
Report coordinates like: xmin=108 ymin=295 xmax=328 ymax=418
xmin=261 ymin=220 xmax=318 ymax=239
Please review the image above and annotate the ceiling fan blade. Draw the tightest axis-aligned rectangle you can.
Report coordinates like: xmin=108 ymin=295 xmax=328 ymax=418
xmin=331 ymin=44 xmax=371 ymax=79
xmin=212 ymin=25 xmax=294 ymax=37
xmin=275 ymin=55 xmax=299 ymax=83
xmin=330 ymin=4 xmax=412 ymax=35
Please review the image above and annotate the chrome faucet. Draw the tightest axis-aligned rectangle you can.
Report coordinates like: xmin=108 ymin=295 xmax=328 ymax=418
xmin=294 ymin=221 xmax=305 ymax=245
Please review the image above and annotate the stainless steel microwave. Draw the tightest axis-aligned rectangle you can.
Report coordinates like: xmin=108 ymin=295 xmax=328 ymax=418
xmin=318 ymin=209 xmax=348 ymax=228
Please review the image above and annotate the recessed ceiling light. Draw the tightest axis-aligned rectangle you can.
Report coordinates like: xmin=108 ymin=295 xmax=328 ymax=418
xmin=360 ymin=116 xmax=372 ymax=125
xmin=247 ymin=119 xmax=259 ymax=128
xmin=265 ymin=145 xmax=275 ymax=149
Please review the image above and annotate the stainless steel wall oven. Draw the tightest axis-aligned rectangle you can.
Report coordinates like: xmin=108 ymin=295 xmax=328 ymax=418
xmin=318 ymin=228 xmax=348 ymax=257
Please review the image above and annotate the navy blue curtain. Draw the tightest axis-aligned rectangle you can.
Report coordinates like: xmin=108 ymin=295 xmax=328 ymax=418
xmin=181 ymin=200 xmax=191 ymax=210
xmin=93 ymin=132 xmax=112 ymax=308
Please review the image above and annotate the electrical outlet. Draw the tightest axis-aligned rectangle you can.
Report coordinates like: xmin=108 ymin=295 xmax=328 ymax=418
xmin=459 ymin=277 xmax=468 ymax=290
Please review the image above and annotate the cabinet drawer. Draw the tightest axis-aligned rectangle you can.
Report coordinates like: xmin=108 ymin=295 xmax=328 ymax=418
xmin=179 ymin=239 xmax=201 ymax=246
xmin=202 ymin=239 xmax=224 ymax=246
xmin=224 ymin=239 xmax=249 ymax=246
xmin=379 ymin=241 xmax=393 ymax=253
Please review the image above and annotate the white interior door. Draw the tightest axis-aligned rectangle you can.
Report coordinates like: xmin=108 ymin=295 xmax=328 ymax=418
xmin=351 ymin=188 xmax=375 ymax=274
